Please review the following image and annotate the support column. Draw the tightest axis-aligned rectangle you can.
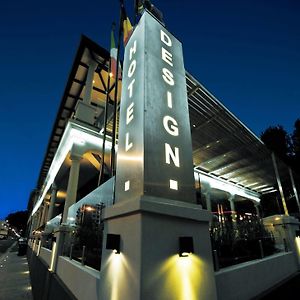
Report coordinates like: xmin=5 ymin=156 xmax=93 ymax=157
xmin=31 ymin=213 xmax=38 ymax=233
xmin=62 ymin=154 xmax=82 ymax=223
xmin=39 ymin=202 xmax=47 ymax=227
xmin=289 ymin=168 xmax=300 ymax=213
xmin=229 ymin=194 xmax=236 ymax=224
xmin=101 ymin=11 xmax=218 ymax=300
xmin=205 ymin=193 xmax=212 ymax=212
xmin=37 ymin=206 xmax=44 ymax=228
xmin=47 ymin=183 xmax=57 ymax=221
xmin=74 ymin=60 xmax=98 ymax=125
xmin=83 ymin=59 xmax=97 ymax=105
xmin=271 ymin=152 xmax=289 ymax=215
xmin=254 ymin=202 xmax=261 ymax=218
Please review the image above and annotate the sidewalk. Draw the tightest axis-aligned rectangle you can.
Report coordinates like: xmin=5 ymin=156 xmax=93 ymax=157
xmin=258 ymin=272 xmax=300 ymax=299
xmin=0 ymin=242 xmax=33 ymax=300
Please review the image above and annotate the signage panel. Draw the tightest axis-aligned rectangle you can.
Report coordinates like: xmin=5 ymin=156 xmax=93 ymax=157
xmin=115 ymin=11 xmax=195 ymax=203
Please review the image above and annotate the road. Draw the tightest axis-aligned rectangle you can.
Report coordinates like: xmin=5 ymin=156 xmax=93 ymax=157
xmin=0 ymin=238 xmax=15 ymax=255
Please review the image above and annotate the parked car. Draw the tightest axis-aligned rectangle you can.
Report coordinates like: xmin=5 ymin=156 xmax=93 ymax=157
xmin=0 ymin=228 xmax=8 ymax=240
xmin=18 ymin=237 xmax=27 ymax=255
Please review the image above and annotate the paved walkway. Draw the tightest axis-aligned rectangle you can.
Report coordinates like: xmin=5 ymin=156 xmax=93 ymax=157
xmin=0 ymin=242 xmax=33 ymax=300
xmin=259 ymin=272 xmax=300 ymax=299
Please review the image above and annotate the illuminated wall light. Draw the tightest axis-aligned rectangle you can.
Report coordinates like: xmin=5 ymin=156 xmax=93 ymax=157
xmin=37 ymin=240 xmax=42 ymax=256
xmin=179 ymin=236 xmax=194 ymax=257
xmin=32 ymin=240 xmax=36 ymax=252
xmin=260 ymin=187 xmax=274 ymax=192
xmin=295 ymin=237 xmax=300 ymax=258
xmin=170 ymin=179 xmax=178 ymax=190
xmin=263 ymin=189 xmax=277 ymax=194
xmin=49 ymin=238 xmax=57 ymax=272
xmin=124 ymin=180 xmax=130 ymax=191
xmin=106 ymin=234 xmax=121 ymax=254
xmin=254 ymin=184 xmax=268 ymax=190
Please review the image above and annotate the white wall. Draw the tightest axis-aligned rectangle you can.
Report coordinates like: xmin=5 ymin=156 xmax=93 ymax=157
xmin=215 ymin=252 xmax=297 ymax=300
xmin=39 ymin=247 xmax=51 ymax=267
xmin=56 ymin=256 xmax=100 ymax=300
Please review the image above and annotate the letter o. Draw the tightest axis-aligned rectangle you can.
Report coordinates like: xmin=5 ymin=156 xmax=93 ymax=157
xmin=128 ymin=60 xmax=136 ymax=78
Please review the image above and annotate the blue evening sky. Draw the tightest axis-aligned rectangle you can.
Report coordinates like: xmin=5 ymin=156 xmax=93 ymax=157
xmin=0 ymin=0 xmax=299 ymax=219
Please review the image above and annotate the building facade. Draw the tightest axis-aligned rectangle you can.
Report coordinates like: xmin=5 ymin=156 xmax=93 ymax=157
xmin=27 ymin=11 xmax=300 ymax=300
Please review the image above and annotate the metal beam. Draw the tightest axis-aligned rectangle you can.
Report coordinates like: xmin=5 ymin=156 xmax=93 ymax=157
xmin=271 ymin=152 xmax=289 ymax=215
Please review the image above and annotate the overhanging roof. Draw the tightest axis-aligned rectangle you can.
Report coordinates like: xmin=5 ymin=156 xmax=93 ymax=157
xmin=37 ymin=35 xmax=116 ymax=189
xmin=186 ymin=73 xmax=287 ymax=194
xmin=36 ymin=36 xmax=288 ymax=196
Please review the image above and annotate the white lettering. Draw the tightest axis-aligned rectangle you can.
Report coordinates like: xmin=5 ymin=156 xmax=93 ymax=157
xmin=126 ymin=102 xmax=134 ymax=125
xmin=125 ymin=180 xmax=130 ymax=191
xmin=163 ymin=116 xmax=179 ymax=136
xmin=160 ymin=30 xmax=172 ymax=47
xmin=169 ymin=179 xmax=178 ymax=190
xmin=167 ymin=91 xmax=172 ymax=108
xmin=128 ymin=60 xmax=136 ymax=78
xmin=129 ymin=40 xmax=137 ymax=61
xmin=165 ymin=143 xmax=180 ymax=167
xmin=161 ymin=47 xmax=173 ymax=67
xmin=125 ymin=133 xmax=133 ymax=151
xmin=128 ymin=79 xmax=136 ymax=98
xmin=162 ymin=68 xmax=174 ymax=86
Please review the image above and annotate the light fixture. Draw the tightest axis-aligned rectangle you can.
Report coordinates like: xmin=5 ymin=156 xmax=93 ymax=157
xmin=179 ymin=236 xmax=194 ymax=257
xmin=106 ymin=234 xmax=120 ymax=254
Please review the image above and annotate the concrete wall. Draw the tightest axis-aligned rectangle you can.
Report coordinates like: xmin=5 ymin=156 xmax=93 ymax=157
xmin=27 ymin=247 xmax=76 ymax=300
xmin=39 ymin=247 xmax=51 ymax=267
xmin=215 ymin=252 xmax=298 ymax=300
xmin=56 ymin=256 xmax=100 ymax=300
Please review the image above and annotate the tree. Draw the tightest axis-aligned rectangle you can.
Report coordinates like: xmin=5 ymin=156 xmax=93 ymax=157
xmin=291 ymin=119 xmax=300 ymax=173
xmin=6 ymin=210 xmax=28 ymax=234
xmin=261 ymin=125 xmax=293 ymax=163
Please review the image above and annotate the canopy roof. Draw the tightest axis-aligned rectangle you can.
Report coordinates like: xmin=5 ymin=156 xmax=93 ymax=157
xmin=37 ymin=35 xmax=288 ymax=196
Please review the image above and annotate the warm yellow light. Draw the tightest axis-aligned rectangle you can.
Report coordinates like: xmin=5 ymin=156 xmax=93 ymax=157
xmin=295 ymin=237 xmax=300 ymax=258
xmin=109 ymin=72 xmax=113 ymax=77
xmin=56 ymin=190 xmax=67 ymax=199
xmin=101 ymin=252 xmax=134 ymax=300
xmin=152 ymin=254 xmax=205 ymax=300
xmin=84 ymin=206 xmax=95 ymax=212
xmin=49 ymin=242 xmax=57 ymax=272
xmin=37 ymin=240 xmax=42 ymax=256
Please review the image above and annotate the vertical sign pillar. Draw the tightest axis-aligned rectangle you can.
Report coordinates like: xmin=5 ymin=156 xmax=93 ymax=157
xmin=100 ymin=12 xmax=217 ymax=300
xmin=115 ymin=11 xmax=195 ymax=204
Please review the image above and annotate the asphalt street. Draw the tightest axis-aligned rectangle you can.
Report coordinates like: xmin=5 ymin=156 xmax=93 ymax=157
xmin=0 ymin=238 xmax=15 ymax=254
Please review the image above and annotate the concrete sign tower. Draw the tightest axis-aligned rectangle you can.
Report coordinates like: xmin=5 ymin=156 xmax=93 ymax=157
xmin=100 ymin=11 xmax=217 ymax=300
